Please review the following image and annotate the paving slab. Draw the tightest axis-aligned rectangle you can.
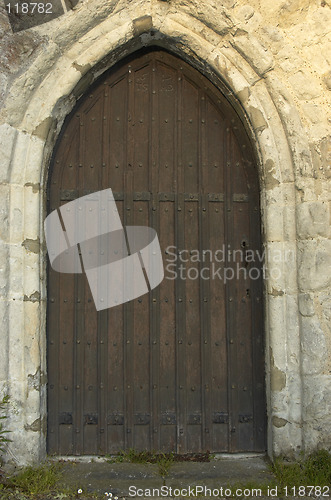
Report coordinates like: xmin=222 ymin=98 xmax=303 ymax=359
xmin=57 ymin=455 xmax=277 ymax=499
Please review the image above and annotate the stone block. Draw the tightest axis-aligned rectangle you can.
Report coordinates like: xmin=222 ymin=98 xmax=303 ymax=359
xmin=0 ymin=124 xmax=17 ymax=183
xmin=7 ymin=302 xmax=24 ymax=381
xmin=248 ymin=105 xmax=268 ymax=132
xmin=220 ymin=45 xmax=262 ymax=86
xmin=236 ymin=5 xmax=263 ymax=32
xmin=22 ymin=259 xmax=41 ymax=307
xmin=264 ymin=182 xmax=296 ymax=207
xmin=270 ymin=352 xmax=286 ymax=392
xmin=298 ymin=293 xmax=315 ymax=317
xmin=295 ymin=177 xmax=317 ymax=203
xmin=283 ymin=294 xmax=301 ymax=367
xmin=8 ymin=186 xmax=23 ymax=245
xmin=316 ymin=290 xmax=331 ymax=374
xmin=317 ymin=291 xmax=331 ymax=326
xmin=9 ymin=132 xmax=33 ymax=185
xmin=23 ymin=136 xmax=46 ymax=184
xmin=0 ymin=300 xmax=9 ymax=381
xmin=303 ymin=374 xmax=331 ymax=420
xmin=297 ymin=202 xmax=330 ymax=239
xmin=231 ymin=33 xmax=274 ymax=76
xmin=301 ymin=316 xmax=326 ymax=375
xmin=262 ymin=202 xmax=296 ymax=243
xmin=267 ymin=296 xmax=286 ymax=369
xmin=272 ymin=422 xmax=302 ymax=459
xmin=23 ymin=303 xmax=42 ymax=373
xmin=298 ymin=239 xmax=331 ymax=291
xmin=303 ymin=375 xmax=331 ymax=453
xmin=311 ymin=7 xmax=331 ymax=38
xmin=8 ymin=244 xmax=24 ymax=297
xmin=3 ymin=41 xmax=61 ymax=129
xmin=262 ymin=25 xmax=284 ymax=55
xmin=23 ymin=187 xmax=41 ymax=241
xmin=323 ymin=70 xmax=331 ymax=90
xmin=161 ymin=16 xmax=217 ymax=67
xmin=270 ymin=387 xmax=290 ymax=417
xmin=264 ymin=158 xmax=280 ymax=190
xmin=283 ymin=205 xmax=297 ymax=242
xmin=0 ymin=243 xmax=9 ymax=296
xmin=277 ymin=45 xmax=302 ymax=74
xmin=318 ymin=136 xmax=331 ymax=180
xmin=178 ymin=0 xmax=233 ymax=36
xmin=264 ymin=203 xmax=283 ymax=241
xmin=5 ymin=380 xmax=45 ymax=465
xmin=265 ymin=242 xmax=297 ymax=294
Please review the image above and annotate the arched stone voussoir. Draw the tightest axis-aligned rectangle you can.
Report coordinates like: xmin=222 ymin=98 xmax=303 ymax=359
xmin=3 ymin=1 xmax=303 ymax=199
xmin=3 ymin=0 xmax=313 ymax=192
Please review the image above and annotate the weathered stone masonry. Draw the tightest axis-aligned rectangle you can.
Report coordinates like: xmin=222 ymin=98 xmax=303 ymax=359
xmin=0 ymin=0 xmax=330 ymax=464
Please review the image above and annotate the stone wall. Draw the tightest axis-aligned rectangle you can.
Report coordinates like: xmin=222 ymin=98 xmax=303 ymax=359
xmin=0 ymin=0 xmax=330 ymax=464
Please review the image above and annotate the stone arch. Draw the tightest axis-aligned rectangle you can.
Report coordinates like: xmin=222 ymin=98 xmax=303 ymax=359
xmin=2 ymin=2 xmax=310 ymax=464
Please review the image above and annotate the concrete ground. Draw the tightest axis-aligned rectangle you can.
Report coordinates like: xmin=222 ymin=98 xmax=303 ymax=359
xmin=57 ymin=454 xmax=278 ymax=499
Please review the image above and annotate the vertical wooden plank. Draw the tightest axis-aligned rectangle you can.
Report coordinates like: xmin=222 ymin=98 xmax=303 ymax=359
xmin=231 ymin=131 xmax=256 ymax=451
xmin=48 ymin=119 xmax=80 ymax=455
xmin=175 ymin=63 xmax=186 ymax=453
xmin=47 ymin=261 xmax=61 ymax=454
xmin=156 ymin=59 xmax=177 ymax=193
xmin=204 ymin=98 xmax=228 ymax=451
xmin=150 ymin=54 xmax=160 ymax=451
xmin=123 ymin=59 xmax=136 ymax=449
xmin=236 ymin=141 xmax=266 ymax=451
xmin=209 ymin=200 xmax=228 ymax=451
xmin=181 ymin=75 xmax=201 ymax=453
xmin=81 ymin=92 xmax=103 ymax=193
xmin=205 ymin=97 xmax=225 ymax=194
xmin=128 ymin=57 xmax=153 ymax=450
xmin=47 ymin=148 xmax=63 ymax=455
xmin=157 ymin=55 xmax=177 ymax=452
xmin=251 ymin=197 xmax=266 ymax=451
xmin=80 ymin=95 xmax=105 ymax=453
xmin=132 ymin=201 xmax=151 ymax=451
xmin=58 ymin=263 xmax=75 ymax=455
xmin=107 ymin=75 xmax=128 ymax=192
xmin=72 ymin=108 xmax=86 ymax=455
xmin=106 ymin=75 xmax=127 ymax=452
xmin=224 ymin=118 xmax=237 ymax=452
xmin=199 ymin=91 xmax=212 ymax=452
xmin=59 ymin=141 xmax=81 ymax=454
xmin=97 ymin=82 xmax=109 ymax=455
xmin=233 ymin=199 xmax=253 ymax=450
xmin=184 ymin=200 xmax=201 ymax=453
xmin=159 ymin=201 xmax=177 ymax=451
xmin=106 ymin=200 xmax=125 ymax=453
xmin=132 ymin=62 xmax=150 ymax=194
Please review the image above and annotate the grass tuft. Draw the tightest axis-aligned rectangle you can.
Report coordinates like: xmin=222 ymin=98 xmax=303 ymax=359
xmin=156 ymin=452 xmax=175 ymax=478
xmin=0 ymin=395 xmax=12 ymax=457
xmin=6 ymin=462 xmax=63 ymax=497
xmin=106 ymin=448 xmax=175 ymax=477
xmin=271 ymin=449 xmax=331 ymax=488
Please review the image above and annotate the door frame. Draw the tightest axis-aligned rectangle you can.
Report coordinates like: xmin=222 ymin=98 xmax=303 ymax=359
xmin=4 ymin=13 xmax=304 ymax=464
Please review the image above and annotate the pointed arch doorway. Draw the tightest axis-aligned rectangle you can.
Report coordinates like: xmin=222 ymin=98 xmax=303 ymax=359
xmin=47 ymin=48 xmax=266 ymax=455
